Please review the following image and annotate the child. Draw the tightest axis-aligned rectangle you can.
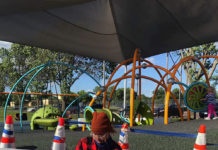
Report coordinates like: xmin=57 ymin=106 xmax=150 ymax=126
xmin=75 ymin=111 xmax=122 ymax=150
xmin=203 ymin=86 xmax=218 ymax=120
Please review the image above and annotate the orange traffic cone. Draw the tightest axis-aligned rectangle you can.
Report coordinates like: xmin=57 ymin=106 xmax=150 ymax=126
xmin=194 ymin=124 xmax=206 ymax=150
xmin=0 ymin=115 xmax=16 ymax=148
xmin=118 ymin=123 xmax=129 ymax=150
xmin=51 ymin=117 xmax=66 ymax=150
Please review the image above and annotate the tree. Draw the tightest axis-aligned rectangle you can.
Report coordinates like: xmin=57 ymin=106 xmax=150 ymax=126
xmin=1 ymin=43 xmax=117 ymax=91
xmin=140 ymin=94 xmax=151 ymax=104
xmin=0 ymin=44 xmax=45 ymax=104
xmin=113 ymin=88 xmax=137 ymax=106
xmin=77 ymin=90 xmax=92 ymax=105
xmin=0 ymin=56 xmax=7 ymax=106
xmin=178 ymin=43 xmax=218 ymax=84
xmin=171 ymin=88 xmax=183 ymax=99
xmin=0 ymin=43 xmax=117 ymax=108
xmin=93 ymin=86 xmax=141 ymax=106
xmin=55 ymin=54 xmax=117 ymax=95
xmin=153 ymin=87 xmax=165 ymax=99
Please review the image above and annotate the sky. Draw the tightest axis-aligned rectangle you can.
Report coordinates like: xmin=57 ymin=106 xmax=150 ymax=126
xmin=0 ymin=41 xmax=11 ymax=49
xmin=71 ymin=53 xmax=178 ymax=97
xmin=0 ymin=40 xmax=217 ymax=97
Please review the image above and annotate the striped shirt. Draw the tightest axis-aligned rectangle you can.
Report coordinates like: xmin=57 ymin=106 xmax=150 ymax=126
xmin=206 ymin=93 xmax=216 ymax=105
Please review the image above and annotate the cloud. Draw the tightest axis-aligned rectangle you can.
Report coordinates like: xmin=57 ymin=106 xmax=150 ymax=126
xmin=145 ymin=57 xmax=155 ymax=64
xmin=215 ymin=42 xmax=218 ymax=48
xmin=0 ymin=41 xmax=11 ymax=49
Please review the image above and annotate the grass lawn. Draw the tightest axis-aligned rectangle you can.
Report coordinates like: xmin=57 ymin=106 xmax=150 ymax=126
xmin=0 ymin=107 xmax=34 ymax=122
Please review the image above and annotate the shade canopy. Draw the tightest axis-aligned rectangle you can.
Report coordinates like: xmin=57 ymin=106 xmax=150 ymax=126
xmin=0 ymin=0 xmax=218 ymax=63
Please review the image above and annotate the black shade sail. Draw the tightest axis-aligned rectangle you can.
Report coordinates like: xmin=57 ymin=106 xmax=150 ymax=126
xmin=0 ymin=0 xmax=218 ymax=63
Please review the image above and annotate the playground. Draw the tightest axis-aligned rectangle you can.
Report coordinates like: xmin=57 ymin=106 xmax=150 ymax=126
xmin=0 ymin=2 xmax=218 ymax=149
xmin=0 ymin=49 xmax=216 ymax=149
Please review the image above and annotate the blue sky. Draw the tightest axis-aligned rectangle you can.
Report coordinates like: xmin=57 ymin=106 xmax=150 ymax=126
xmin=71 ymin=52 xmax=180 ymax=97
xmin=0 ymin=41 xmax=216 ymax=97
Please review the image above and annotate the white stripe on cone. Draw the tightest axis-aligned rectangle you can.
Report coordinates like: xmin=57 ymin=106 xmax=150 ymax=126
xmin=195 ymin=133 xmax=206 ymax=145
xmin=118 ymin=123 xmax=129 ymax=150
xmin=0 ymin=115 xmax=16 ymax=148
xmin=193 ymin=124 xmax=206 ymax=150
xmin=51 ymin=117 xmax=66 ymax=150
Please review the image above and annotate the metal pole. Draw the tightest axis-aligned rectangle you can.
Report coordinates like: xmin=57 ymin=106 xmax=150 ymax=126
xmin=102 ymin=60 xmax=106 ymax=106
xmin=166 ymin=53 xmax=169 ymax=83
xmin=123 ymin=65 xmax=127 ymax=109
xmin=103 ymin=60 xmax=105 ymax=86
xmin=179 ymin=66 xmax=182 ymax=104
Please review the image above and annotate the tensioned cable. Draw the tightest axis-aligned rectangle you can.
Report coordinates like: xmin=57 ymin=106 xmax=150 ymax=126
xmin=44 ymin=10 xmax=117 ymax=36
xmin=45 ymin=9 xmax=137 ymax=56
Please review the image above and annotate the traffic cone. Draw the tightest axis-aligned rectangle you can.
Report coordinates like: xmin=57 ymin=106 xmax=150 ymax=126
xmin=118 ymin=123 xmax=129 ymax=150
xmin=51 ymin=117 xmax=66 ymax=150
xmin=0 ymin=115 xmax=16 ymax=148
xmin=193 ymin=124 xmax=206 ymax=150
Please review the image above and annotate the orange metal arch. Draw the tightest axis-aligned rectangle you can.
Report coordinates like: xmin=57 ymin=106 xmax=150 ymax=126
xmin=0 ymin=91 xmax=78 ymax=97
xmin=88 ymin=50 xmax=217 ymax=126
xmin=102 ymin=53 xmax=186 ymax=125
xmin=104 ymin=74 xmax=184 ymax=121
xmin=164 ymin=55 xmax=217 ymax=124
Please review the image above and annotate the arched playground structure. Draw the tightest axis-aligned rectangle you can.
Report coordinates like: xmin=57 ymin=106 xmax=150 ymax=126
xmin=3 ymin=61 xmax=102 ymax=129
xmin=86 ymin=49 xmax=217 ymax=126
xmin=3 ymin=49 xmax=218 ymax=129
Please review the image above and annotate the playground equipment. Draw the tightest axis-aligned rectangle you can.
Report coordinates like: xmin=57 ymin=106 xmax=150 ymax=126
xmin=135 ymin=101 xmax=154 ymax=125
xmin=30 ymin=105 xmax=61 ymax=130
xmin=184 ymin=82 xmax=208 ymax=112
xmin=84 ymin=50 xmax=218 ymax=127
xmin=162 ymin=55 xmax=218 ymax=124
xmin=3 ymin=51 xmax=217 ymax=129
xmin=83 ymin=101 xmax=154 ymax=129
xmin=86 ymin=49 xmax=171 ymax=126
xmin=3 ymin=61 xmax=101 ymax=129
xmin=61 ymin=90 xmax=151 ymax=130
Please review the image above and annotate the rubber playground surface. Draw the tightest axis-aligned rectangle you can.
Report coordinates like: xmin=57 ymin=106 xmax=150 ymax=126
xmin=1 ymin=118 xmax=218 ymax=150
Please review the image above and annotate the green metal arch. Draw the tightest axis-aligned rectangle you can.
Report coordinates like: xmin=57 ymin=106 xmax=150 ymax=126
xmin=4 ymin=61 xmax=101 ymax=128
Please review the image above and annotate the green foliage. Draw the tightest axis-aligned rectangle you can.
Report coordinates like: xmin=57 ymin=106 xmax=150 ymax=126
xmin=77 ymin=90 xmax=92 ymax=104
xmin=0 ymin=43 xmax=117 ymax=106
xmin=179 ymin=42 xmax=218 ymax=83
xmin=93 ymin=86 xmax=101 ymax=93
xmin=91 ymin=86 xmax=151 ymax=107
xmin=172 ymin=88 xmax=183 ymax=99
xmin=0 ymin=107 xmax=34 ymax=122
xmin=153 ymin=87 xmax=165 ymax=100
